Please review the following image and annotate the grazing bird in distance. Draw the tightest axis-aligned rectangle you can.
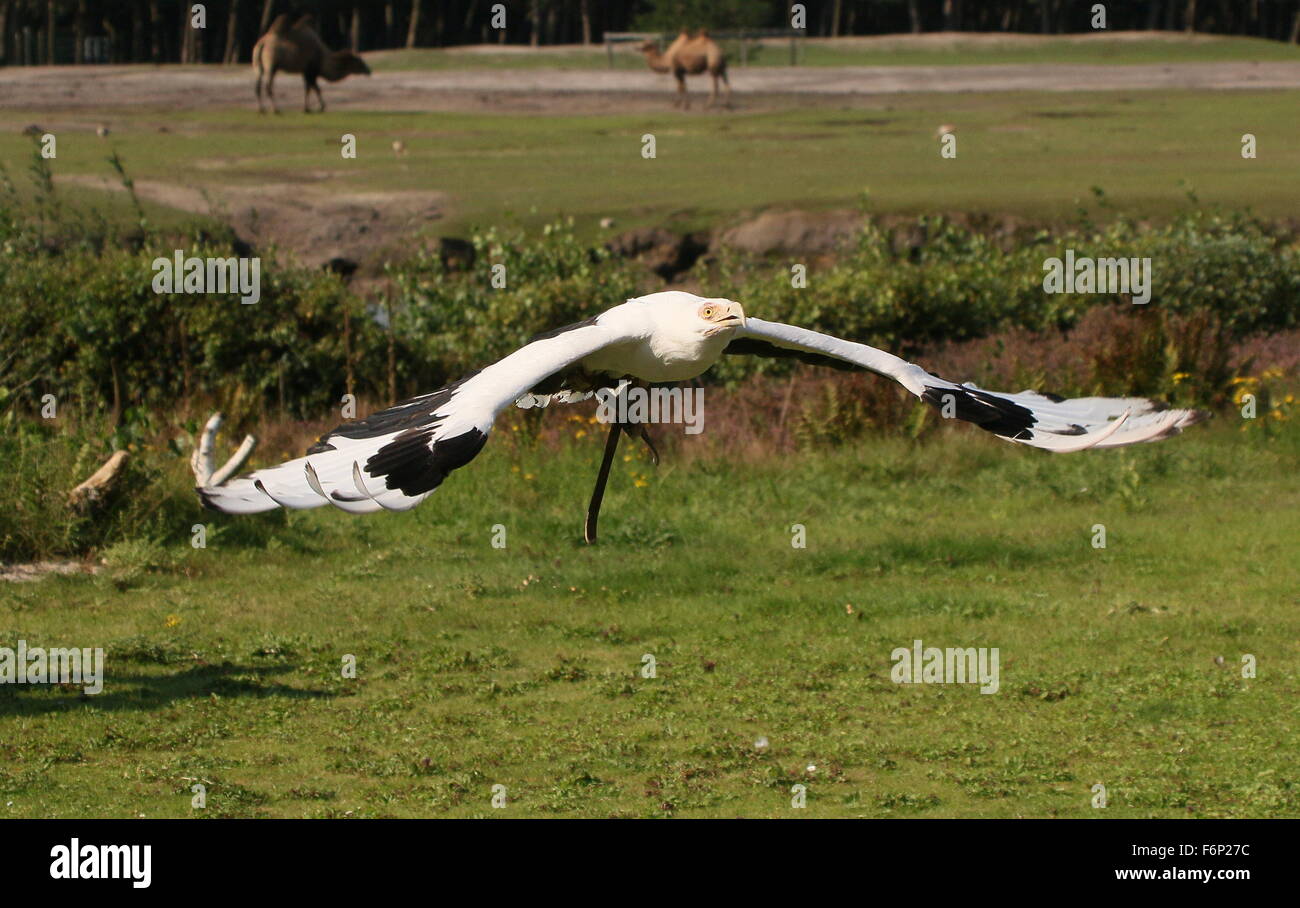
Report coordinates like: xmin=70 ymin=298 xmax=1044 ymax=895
xmin=196 ymin=291 xmax=1206 ymax=542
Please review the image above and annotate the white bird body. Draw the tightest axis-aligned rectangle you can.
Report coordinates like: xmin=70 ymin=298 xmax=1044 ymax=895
xmin=196 ymin=290 xmax=1206 ymax=532
xmin=578 ymin=292 xmax=739 ymax=382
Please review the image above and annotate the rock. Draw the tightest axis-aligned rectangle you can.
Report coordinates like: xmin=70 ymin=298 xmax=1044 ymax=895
xmin=716 ymin=209 xmax=864 ymax=256
xmin=324 ymin=257 xmax=359 ymax=279
xmin=606 ymin=226 xmax=675 ymax=258
xmin=438 ymin=236 xmax=475 ymax=271
xmin=606 ymin=227 xmax=707 ymax=280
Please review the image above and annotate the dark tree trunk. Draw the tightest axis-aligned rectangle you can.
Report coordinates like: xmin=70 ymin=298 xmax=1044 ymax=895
xmin=580 ymin=0 xmax=591 ymax=43
xmin=407 ymin=0 xmax=421 ymax=47
xmin=131 ymin=1 xmax=144 ymax=62
xmin=224 ymin=0 xmax=239 ymax=62
xmin=350 ymin=4 xmax=360 ymax=51
xmin=74 ymin=0 xmax=86 ymax=64
xmin=259 ymin=0 xmax=273 ymax=33
xmin=149 ymin=0 xmax=162 ymax=62
xmin=907 ymin=0 xmax=921 ymax=33
xmin=178 ymin=2 xmax=190 ymax=62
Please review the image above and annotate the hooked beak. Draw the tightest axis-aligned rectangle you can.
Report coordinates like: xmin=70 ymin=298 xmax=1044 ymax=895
xmin=717 ymin=301 xmax=746 ymax=328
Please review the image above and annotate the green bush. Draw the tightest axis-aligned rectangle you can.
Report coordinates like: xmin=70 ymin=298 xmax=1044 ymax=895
xmin=710 ymin=211 xmax=1299 ymax=386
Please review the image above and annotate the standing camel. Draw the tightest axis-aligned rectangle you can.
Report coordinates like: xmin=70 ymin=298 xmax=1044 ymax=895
xmin=253 ymin=14 xmax=371 ymax=114
xmin=639 ymin=30 xmax=731 ymax=110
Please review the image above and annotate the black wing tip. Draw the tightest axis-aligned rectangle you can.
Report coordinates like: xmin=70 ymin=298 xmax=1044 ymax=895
xmin=922 ymin=384 xmax=1036 ymax=440
xmin=366 ymin=426 xmax=489 ymax=497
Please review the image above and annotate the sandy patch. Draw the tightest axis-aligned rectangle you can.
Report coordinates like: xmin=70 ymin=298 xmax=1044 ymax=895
xmin=60 ymin=173 xmax=447 ymax=268
xmin=0 ymin=561 xmax=95 ymax=582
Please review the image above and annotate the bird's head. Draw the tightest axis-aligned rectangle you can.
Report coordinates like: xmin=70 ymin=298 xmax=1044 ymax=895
xmin=695 ymin=298 xmax=746 ymax=337
xmin=634 ymin=291 xmax=746 ymax=346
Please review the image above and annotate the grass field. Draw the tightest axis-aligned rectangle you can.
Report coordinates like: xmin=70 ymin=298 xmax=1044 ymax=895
xmin=4 ymin=33 xmax=1299 ymax=821
xmin=3 ymin=418 xmax=1297 ymax=818
xmin=368 ymin=34 xmax=1300 ymax=71
xmin=7 ymin=89 xmax=1300 ymax=241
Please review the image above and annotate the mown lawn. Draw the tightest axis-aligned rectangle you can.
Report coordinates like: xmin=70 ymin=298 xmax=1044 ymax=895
xmin=367 ymin=35 xmax=1300 ymax=71
xmin=2 ymin=416 xmax=1297 ymax=817
xmin=5 ymin=88 xmax=1300 ymax=238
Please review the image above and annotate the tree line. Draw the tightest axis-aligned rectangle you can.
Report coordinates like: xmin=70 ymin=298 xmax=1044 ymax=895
xmin=2 ymin=1 xmax=1299 ymax=66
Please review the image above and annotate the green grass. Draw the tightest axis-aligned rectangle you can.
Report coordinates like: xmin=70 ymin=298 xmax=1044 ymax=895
xmin=3 ymin=419 xmax=1298 ymax=817
xmin=368 ymin=35 xmax=1300 ymax=71
xmin=8 ymin=89 xmax=1300 ymax=239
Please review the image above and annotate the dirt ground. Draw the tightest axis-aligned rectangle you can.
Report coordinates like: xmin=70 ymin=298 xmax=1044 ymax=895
xmin=6 ymin=40 xmax=1300 ymax=268
xmin=60 ymin=174 xmax=448 ymax=267
xmin=4 ymin=58 xmax=1300 ymax=116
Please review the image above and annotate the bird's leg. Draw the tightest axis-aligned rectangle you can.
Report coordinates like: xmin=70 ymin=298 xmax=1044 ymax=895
xmin=584 ymin=380 xmax=663 ymax=543
xmin=626 ymin=420 xmax=659 ymax=466
xmin=584 ymin=423 xmax=621 ymax=544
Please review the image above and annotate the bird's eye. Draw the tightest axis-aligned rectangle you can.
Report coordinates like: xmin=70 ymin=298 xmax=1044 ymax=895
xmin=701 ymin=306 xmax=716 ymax=319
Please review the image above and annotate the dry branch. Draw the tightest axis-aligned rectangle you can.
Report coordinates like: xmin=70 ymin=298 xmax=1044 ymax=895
xmin=68 ymin=450 xmax=129 ymax=512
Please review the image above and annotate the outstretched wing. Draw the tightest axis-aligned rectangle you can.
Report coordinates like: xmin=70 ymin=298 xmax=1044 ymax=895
xmin=512 ymin=316 xmax=615 ymax=409
xmin=727 ymin=318 xmax=1206 ymax=452
xmin=197 ymin=318 xmax=626 ymax=515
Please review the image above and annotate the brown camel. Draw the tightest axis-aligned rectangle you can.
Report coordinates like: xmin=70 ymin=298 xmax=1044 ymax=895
xmin=252 ymin=14 xmax=370 ymax=114
xmin=639 ymin=30 xmax=730 ymax=110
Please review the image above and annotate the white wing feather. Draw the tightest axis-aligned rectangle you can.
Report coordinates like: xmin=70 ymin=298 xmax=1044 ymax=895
xmin=731 ymin=318 xmax=1206 ymax=452
xmin=197 ymin=318 xmax=630 ymax=515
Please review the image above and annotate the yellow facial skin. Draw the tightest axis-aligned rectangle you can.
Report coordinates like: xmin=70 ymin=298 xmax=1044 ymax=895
xmin=698 ymin=301 xmax=746 ymax=336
